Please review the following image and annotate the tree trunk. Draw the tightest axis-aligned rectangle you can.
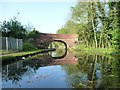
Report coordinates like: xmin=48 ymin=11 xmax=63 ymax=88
xmin=99 ymin=31 xmax=102 ymax=48
xmin=90 ymin=3 xmax=97 ymax=48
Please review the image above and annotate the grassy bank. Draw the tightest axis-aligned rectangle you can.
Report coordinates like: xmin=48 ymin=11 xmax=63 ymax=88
xmin=70 ymin=44 xmax=120 ymax=55
xmin=1 ymin=50 xmax=41 ymax=64
xmin=1 ymin=48 xmax=56 ymax=65
xmin=1 ymin=50 xmax=41 ymax=57
xmin=0 ymin=50 xmax=19 ymax=55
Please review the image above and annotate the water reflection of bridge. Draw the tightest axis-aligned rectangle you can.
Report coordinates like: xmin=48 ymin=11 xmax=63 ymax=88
xmin=49 ymin=52 xmax=78 ymax=65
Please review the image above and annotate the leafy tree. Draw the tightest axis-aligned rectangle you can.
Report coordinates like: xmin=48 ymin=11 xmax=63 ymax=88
xmin=23 ymin=28 xmax=41 ymax=51
xmin=57 ymin=27 xmax=69 ymax=34
xmin=0 ymin=16 xmax=41 ymax=51
xmin=57 ymin=1 xmax=120 ymax=51
xmin=57 ymin=20 xmax=79 ymax=34
xmin=108 ymin=2 xmax=120 ymax=49
xmin=26 ymin=28 xmax=40 ymax=39
xmin=70 ymin=2 xmax=99 ymax=48
xmin=0 ymin=17 xmax=26 ymax=39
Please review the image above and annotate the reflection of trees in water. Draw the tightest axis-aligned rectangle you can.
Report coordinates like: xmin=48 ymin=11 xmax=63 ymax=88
xmin=2 ymin=52 xmax=119 ymax=88
xmin=2 ymin=60 xmax=37 ymax=84
xmin=2 ymin=50 xmax=69 ymax=84
xmin=100 ymin=55 xmax=120 ymax=88
xmin=62 ymin=54 xmax=119 ymax=88
xmin=2 ymin=54 xmax=53 ymax=84
xmin=49 ymin=48 xmax=67 ymax=58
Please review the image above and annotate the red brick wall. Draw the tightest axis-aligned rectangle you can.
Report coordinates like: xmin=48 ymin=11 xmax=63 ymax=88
xmin=35 ymin=33 xmax=78 ymax=48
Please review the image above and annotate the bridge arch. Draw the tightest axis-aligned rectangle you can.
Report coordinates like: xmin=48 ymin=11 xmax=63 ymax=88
xmin=49 ymin=40 xmax=67 ymax=49
xmin=35 ymin=33 xmax=78 ymax=49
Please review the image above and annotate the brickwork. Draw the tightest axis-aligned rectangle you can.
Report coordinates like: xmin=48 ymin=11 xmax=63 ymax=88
xmin=35 ymin=33 xmax=78 ymax=48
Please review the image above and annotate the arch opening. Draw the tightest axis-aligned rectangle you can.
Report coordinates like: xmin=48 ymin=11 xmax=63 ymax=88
xmin=48 ymin=40 xmax=67 ymax=58
xmin=48 ymin=40 xmax=67 ymax=50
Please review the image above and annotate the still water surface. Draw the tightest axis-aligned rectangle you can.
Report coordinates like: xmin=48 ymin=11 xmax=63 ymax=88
xmin=2 ymin=50 xmax=120 ymax=88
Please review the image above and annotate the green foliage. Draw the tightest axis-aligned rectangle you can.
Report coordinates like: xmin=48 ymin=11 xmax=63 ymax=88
xmin=71 ymin=44 xmax=116 ymax=55
xmin=57 ymin=20 xmax=78 ymax=34
xmin=23 ymin=43 xmax=37 ymax=51
xmin=108 ymin=2 xmax=120 ymax=50
xmin=57 ymin=1 xmax=120 ymax=53
xmin=0 ymin=16 xmax=41 ymax=51
xmin=57 ymin=27 xmax=69 ymax=34
xmin=26 ymin=28 xmax=40 ymax=39
xmin=0 ymin=17 xmax=26 ymax=39
xmin=24 ymin=28 xmax=41 ymax=50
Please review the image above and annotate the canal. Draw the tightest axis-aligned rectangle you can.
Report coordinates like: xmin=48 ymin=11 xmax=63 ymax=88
xmin=2 ymin=49 xmax=120 ymax=88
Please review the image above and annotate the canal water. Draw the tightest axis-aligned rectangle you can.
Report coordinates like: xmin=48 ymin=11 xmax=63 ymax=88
xmin=2 ymin=50 xmax=120 ymax=88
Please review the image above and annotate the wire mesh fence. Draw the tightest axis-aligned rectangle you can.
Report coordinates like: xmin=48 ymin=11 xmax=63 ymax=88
xmin=0 ymin=37 xmax=22 ymax=51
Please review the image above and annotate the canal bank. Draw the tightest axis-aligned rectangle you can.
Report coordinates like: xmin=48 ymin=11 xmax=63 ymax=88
xmin=70 ymin=44 xmax=120 ymax=56
xmin=1 ymin=49 xmax=56 ymax=65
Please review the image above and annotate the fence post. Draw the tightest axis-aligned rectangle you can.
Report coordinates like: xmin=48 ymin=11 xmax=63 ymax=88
xmin=21 ymin=39 xmax=23 ymax=50
xmin=6 ymin=37 xmax=8 ymax=51
xmin=16 ymin=38 xmax=18 ymax=51
xmin=0 ymin=37 xmax=2 ymax=50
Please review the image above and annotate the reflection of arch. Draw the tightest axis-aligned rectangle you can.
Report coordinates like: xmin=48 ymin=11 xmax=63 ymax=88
xmin=50 ymin=49 xmax=67 ymax=59
xmin=49 ymin=40 xmax=67 ymax=49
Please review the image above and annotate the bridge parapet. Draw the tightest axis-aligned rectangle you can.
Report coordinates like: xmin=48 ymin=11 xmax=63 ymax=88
xmin=35 ymin=33 xmax=78 ymax=49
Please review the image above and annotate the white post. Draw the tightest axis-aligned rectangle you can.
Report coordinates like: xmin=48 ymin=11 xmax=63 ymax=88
xmin=16 ymin=38 xmax=18 ymax=50
xmin=21 ymin=39 xmax=22 ymax=50
xmin=6 ymin=37 xmax=8 ymax=51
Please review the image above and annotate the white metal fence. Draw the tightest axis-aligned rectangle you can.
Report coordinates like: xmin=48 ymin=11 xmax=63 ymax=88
xmin=0 ymin=37 xmax=23 ymax=51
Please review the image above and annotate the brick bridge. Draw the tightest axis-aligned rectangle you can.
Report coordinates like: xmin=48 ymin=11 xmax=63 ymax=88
xmin=35 ymin=33 xmax=78 ymax=49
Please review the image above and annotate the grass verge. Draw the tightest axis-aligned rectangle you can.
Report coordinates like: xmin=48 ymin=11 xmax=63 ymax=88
xmin=1 ymin=50 xmax=41 ymax=65
xmin=70 ymin=44 xmax=120 ymax=55
xmin=1 ymin=49 xmax=56 ymax=65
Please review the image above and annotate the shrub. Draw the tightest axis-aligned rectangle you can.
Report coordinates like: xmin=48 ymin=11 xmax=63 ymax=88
xmin=23 ymin=43 xmax=37 ymax=51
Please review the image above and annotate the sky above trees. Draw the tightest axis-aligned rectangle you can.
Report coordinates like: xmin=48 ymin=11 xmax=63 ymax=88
xmin=0 ymin=1 xmax=76 ymax=33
